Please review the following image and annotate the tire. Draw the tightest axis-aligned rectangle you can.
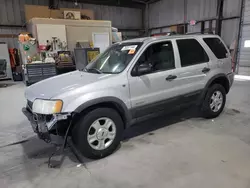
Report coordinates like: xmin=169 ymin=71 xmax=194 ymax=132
xmin=72 ymin=108 xmax=124 ymax=159
xmin=201 ymin=84 xmax=226 ymax=119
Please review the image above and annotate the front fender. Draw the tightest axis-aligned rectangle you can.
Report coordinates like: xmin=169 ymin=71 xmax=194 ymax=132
xmin=62 ymin=90 xmax=131 ymax=113
xmin=74 ymin=96 xmax=129 ymax=113
xmin=62 ymin=92 xmax=132 ymax=125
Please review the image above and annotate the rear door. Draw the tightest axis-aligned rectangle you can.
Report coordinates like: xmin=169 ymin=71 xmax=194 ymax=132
xmin=172 ymin=38 xmax=211 ymax=99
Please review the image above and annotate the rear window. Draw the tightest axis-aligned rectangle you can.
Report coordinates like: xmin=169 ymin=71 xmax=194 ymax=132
xmin=203 ymin=38 xmax=228 ymax=59
xmin=177 ymin=39 xmax=209 ymax=67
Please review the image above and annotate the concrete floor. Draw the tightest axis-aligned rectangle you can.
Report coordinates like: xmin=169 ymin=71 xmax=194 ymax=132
xmin=239 ymin=67 xmax=250 ymax=76
xmin=1 ymin=79 xmax=250 ymax=188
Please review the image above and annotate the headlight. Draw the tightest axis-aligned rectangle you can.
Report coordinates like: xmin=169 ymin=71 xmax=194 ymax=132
xmin=32 ymin=99 xmax=63 ymax=114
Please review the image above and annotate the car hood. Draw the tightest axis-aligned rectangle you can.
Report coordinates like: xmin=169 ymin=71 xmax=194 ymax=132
xmin=25 ymin=71 xmax=110 ymax=101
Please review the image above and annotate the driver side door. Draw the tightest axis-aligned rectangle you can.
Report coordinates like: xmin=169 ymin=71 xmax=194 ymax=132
xmin=128 ymin=40 xmax=180 ymax=118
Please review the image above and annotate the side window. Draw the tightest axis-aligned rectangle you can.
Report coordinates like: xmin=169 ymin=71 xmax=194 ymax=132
xmin=177 ymin=39 xmax=209 ymax=67
xmin=135 ymin=41 xmax=175 ymax=73
xmin=203 ymin=38 xmax=228 ymax=59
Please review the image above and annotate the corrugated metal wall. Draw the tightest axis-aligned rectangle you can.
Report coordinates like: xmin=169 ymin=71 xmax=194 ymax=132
xmin=148 ymin=0 xmax=217 ymax=29
xmin=0 ymin=0 xmax=48 ymax=26
xmin=186 ymin=0 xmax=217 ymax=21
xmin=79 ymin=4 xmax=142 ymax=30
xmin=0 ymin=28 xmax=26 ymax=48
xmin=223 ymin=0 xmax=242 ymax=17
xmin=221 ymin=19 xmax=239 ymax=47
xmin=238 ymin=0 xmax=250 ymax=72
xmin=221 ymin=0 xmax=241 ymax=47
xmin=0 ymin=0 xmax=143 ymax=48
xmin=148 ymin=0 xmax=185 ymax=28
xmin=148 ymin=0 xmax=241 ymax=46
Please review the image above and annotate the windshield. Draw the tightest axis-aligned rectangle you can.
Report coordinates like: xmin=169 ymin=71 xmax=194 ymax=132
xmin=85 ymin=42 xmax=143 ymax=74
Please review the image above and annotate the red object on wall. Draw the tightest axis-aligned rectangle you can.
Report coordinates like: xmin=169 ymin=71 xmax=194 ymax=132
xmin=39 ymin=45 xmax=47 ymax=51
xmin=189 ymin=20 xmax=197 ymax=26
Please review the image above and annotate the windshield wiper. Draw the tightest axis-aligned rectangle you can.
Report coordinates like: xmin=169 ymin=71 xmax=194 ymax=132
xmin=83 ymin=68 xmax=103 ymax=74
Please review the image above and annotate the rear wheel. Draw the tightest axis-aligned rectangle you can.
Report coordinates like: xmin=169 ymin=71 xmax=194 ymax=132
xmin=72 ymin=108 xmax=124 ymax=159
xmin=201 ymin=84 xmax=226 ymax=119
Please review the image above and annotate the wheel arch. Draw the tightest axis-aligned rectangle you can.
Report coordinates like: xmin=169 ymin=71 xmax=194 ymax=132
xmin=199 ymin=74 xmax=230 ymax=104
xmin=206 ymin=74 xmax=230 ymax=94
xmin=73 ymin=97 xmax=132 ymax=129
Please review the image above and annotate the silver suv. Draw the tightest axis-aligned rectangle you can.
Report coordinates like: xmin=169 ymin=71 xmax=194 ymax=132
xmin=23 ymin=35 xmax=234 ymax=159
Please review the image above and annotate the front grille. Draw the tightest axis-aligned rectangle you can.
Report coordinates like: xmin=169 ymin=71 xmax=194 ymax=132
xmin=27 ymin=100 xmax=33 ymax=110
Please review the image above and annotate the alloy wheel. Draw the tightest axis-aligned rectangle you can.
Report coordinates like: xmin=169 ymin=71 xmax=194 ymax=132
xmin=87 ymin=117 xmax=116 ymax=150
xmin=210 ymin=91 xmax=223 ymax=112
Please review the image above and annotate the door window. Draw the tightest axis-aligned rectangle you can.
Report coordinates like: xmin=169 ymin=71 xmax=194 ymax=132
xmin=133 ymin=41 xmax=175 ymax=74
xmin=203 ymin=38 xmax=228 ymax=59
xmin=177 ymin=39 xmax=209 ymax=67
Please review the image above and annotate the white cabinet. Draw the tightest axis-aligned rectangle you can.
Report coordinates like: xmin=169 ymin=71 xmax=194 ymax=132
xmin=36 ymin=24 xmax=67 ymax=47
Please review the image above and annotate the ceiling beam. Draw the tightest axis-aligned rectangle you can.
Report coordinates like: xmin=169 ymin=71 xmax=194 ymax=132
xmin=61 ymin=0 xmax=145 ymax=9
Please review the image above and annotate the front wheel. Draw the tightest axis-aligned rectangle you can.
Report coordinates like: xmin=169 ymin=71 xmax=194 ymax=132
xmin=201 ymin=84 xmax=226 ymax=119
xmin=72 ymin=108 xmax=124 ymax=159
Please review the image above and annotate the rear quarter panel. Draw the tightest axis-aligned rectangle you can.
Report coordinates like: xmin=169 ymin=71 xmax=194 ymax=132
xmin=196 ymin=36 xmax=232 ymax=85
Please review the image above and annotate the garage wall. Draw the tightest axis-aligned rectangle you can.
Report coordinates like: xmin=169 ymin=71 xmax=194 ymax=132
xmin=149 ymin=0 xmax=185 ymax=28
xmin=0 ymin=28 xmax=26 ymax=49
xmin=0 ymin=0 xmax=143 ymax=48
xmin=148 ymin=0 xmax=242 ymax=46
xmin=221 ymin=19 xmax=240 ymax=47
xmin=223 ymin=0 xmax=242 ymax=17
xmin=238 ymin=0 xmax=250 ymax=72
xmin=149 ymin=0 xmax=217 ymax=29
xmin=220 ymin=0 xmax=241 ymax=47
xmin=186 ymin=0 xmax=217 ymax=21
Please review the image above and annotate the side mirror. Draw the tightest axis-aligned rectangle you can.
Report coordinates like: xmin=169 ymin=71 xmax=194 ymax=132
xmin=137 ymin=63 xmax=152 ymax=76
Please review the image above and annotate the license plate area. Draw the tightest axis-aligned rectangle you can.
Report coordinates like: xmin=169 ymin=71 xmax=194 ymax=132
xmin=22 ymin=107 xmax=51 ymax=143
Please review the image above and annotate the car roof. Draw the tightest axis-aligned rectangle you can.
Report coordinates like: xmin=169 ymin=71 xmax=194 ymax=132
xmin=120 ymin=34 xmax=218 ymax=45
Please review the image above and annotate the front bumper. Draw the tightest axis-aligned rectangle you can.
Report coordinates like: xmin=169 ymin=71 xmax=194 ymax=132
xmin=22 ymin=105 xmax=71 ymax=142
xmin=22 ymin=107 xmax=51 ymax=142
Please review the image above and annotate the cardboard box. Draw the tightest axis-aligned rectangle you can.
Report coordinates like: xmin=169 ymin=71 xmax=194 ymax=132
xmin=25 ymin=5 xmax=94 ymax=21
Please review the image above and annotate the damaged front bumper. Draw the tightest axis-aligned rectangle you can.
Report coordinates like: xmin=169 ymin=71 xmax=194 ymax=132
xmin=22 ymin=107 xmax=71 ymax=143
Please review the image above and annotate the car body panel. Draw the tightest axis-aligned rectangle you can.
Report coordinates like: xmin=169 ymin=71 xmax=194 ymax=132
xmin=25 ymin=71 xmax=131 ymax=113
xmin=25 ymin=71 xmax=106 ymax=101
xmin=60 ymin=74 xmax=131 ymax=112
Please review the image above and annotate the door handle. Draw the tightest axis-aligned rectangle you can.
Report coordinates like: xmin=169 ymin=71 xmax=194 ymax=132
xmin=166 ymin=75 xmax=177 ymax=81
xmin=202 ymin=67 xmax=210 ymax=73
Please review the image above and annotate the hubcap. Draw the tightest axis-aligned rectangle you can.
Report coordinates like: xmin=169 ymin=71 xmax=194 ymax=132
xmin=210 ymin=91 xmax=223 ymax=112
xmin=87 ymin=117 xmax=116 ymax=150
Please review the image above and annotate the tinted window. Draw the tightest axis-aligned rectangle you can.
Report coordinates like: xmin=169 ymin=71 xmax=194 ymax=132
xmin=135 ymin=41 xmax=175 ymax=73
xmin=177 ymin=39 xmax=209 ymax=67
xmin=203 ymin=38 xmax=228 ymax=59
